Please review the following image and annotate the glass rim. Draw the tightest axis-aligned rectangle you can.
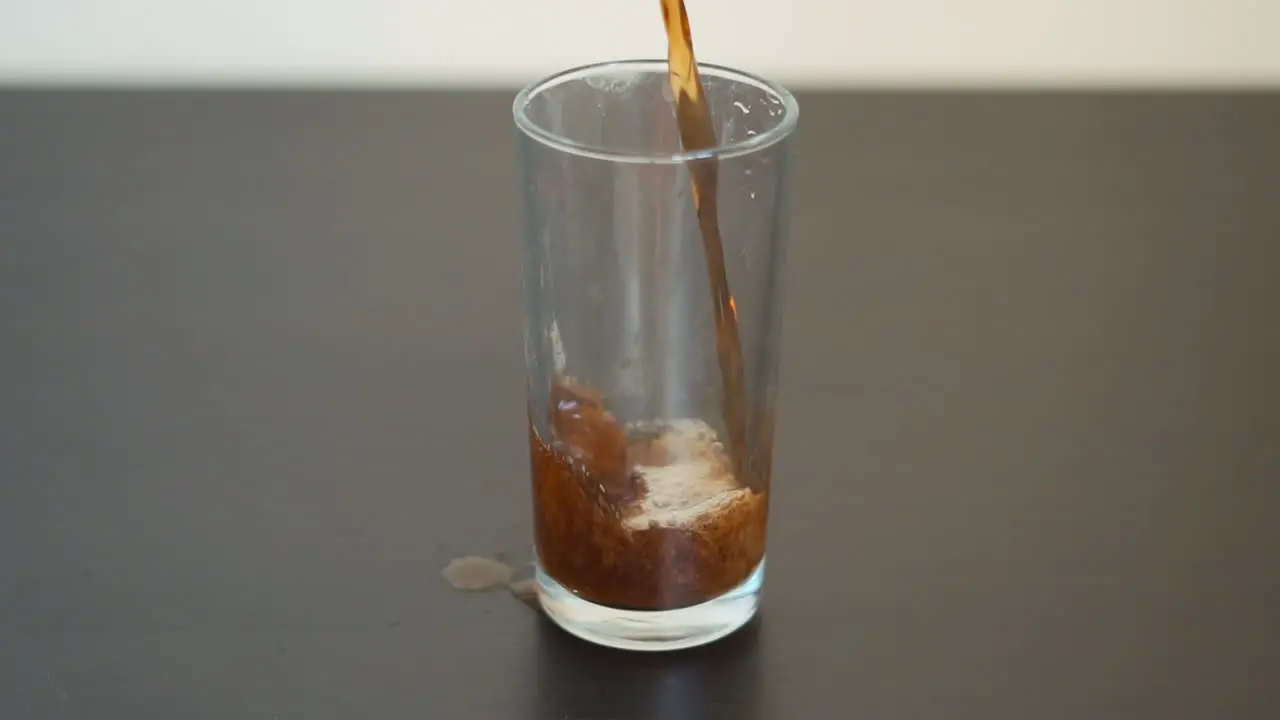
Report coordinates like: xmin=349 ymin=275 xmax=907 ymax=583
xmin=512 ymin=59 xmax=800 ymax=165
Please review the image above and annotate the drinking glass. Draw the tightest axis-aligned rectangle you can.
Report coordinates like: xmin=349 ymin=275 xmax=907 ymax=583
xmin=513 ymin=59 xmax=798 ymax=651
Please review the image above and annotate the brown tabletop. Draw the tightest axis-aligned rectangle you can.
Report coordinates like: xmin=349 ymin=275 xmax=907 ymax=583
xmin=1 ymin=90 xmax=1277 ymax=718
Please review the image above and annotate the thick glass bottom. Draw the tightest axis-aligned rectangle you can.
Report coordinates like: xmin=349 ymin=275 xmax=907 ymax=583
xmin=535 ymin=558 xmax=764 ymax=651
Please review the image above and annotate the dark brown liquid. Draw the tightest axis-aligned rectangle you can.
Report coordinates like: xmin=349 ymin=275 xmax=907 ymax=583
xmin=532 ymin=379 xmax=767 ymax=609
xmin=660 ymin=0 xmax=757 ymax=492
xmin=530 ymin=3 xmax=770 ymax=610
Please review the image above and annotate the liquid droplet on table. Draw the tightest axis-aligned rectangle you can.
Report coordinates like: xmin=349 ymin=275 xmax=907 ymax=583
xmin=442 ymin=556 xmax=514 ymax=590
xmin=508 ymin=578 xmax=540 ymax=609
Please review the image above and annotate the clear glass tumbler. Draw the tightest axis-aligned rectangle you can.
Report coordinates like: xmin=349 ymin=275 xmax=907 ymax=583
xmin=513 ymin=60 xmax=798 ymax=651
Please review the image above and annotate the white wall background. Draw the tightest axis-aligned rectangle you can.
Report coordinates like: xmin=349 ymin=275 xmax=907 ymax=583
xmin=2 ymin=0 xmax=1279 ymax=87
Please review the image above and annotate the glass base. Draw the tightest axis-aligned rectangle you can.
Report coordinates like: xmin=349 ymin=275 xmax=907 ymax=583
xmin=535 ymin=558 xmax=764 ymax=651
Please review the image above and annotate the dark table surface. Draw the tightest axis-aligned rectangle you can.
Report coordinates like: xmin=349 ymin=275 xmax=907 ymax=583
xmin=1 ymin=90 xmax=1278 ymax=718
